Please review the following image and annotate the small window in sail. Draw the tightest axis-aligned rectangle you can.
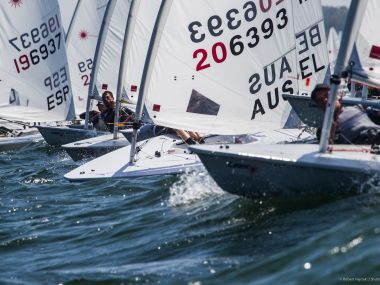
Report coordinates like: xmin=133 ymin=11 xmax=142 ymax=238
xmin=186 ymin=89 xmax=220 ymax=116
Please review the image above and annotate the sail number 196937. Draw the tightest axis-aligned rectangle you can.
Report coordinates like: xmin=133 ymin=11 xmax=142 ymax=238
xmin=9 ymin=14 xmax=61 ymax=74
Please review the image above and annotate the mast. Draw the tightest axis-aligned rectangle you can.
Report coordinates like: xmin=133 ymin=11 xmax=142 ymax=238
xmin=319 ymin=1 xmax=368 ymax=153
xmin=129 ymin=0 xmax=172 ymax=163
xmin=84 ymin=0 xmax=117 ymax=130
xmin=64 ymin=0 xmax=82 ymax=43
xmin=113 ymin=0 xmax=141 ymax=140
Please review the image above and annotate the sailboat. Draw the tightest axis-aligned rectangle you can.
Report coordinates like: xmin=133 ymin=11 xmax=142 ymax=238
xmin=191 ymin=0 xmax=379 ymax=198
xmin=0 ymin=84 xmax=42 ymax=151
xmin=283 ymin=0 xmax=380 ymax=130
xmin=0 ymin=0 xmax=75 ymax=151
xmin=64 ymin=0 xmax=324 ymax=181
xmin=61 ymin=0 xmax=162 ymax=161
xmin=36 ymin=0 xmax=111 ymax=146
xmin=347 ymin=0 xmax=380 ymax=97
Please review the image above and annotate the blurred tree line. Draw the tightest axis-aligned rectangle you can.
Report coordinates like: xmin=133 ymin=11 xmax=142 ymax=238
xmin=323 ymin=6 xmax=348 ymax=36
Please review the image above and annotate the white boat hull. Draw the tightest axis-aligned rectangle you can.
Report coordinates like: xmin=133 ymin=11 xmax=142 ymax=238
xmin=190 ymin=143 xmax=380 ymax=198
xmin=62 ymin=133 xmax=130 ymax=161
xmin=37 ymin=125 xmax=106 ymax=146
xmin=64 ymin=134 xmax=201 ymax=181
xmin=64 ymin=129 xmax=313 ymax=181
xmin=0 ymin=133 xmax=43 ymax=151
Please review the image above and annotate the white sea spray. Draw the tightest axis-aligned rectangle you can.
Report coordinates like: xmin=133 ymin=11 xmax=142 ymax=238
xmin=168 ymin=169 xmax=224 ymax=206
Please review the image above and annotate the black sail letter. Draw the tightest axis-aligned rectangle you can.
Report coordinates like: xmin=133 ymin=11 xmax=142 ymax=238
xmin=249 ymin=73 xmax=261 ymax=95
xmin=267 ymin=88 xmax=280 ymax=109
xmin=251 ymin=99 xmax=265 ymax=120
xmin=264 ymin=63 xmax=276 ymax=86
xmin=279 ymin=56 xmax=292 ymax=79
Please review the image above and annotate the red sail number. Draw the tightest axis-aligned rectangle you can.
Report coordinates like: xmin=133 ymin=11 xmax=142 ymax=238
xmin=193 ymin=42 xmax=228 ymax=71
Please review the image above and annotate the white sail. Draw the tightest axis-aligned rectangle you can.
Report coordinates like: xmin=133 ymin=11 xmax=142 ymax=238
xmin=141 ymin=0 xmax=298 ymax=135
xmin=350 ymin=0 xmax=380 ymax=86
xmin=66 ymin=0 xmax=108 ymax=115
xmin=0 ymin=0 xmax=74 ymax=122
xmin=58 ymin=0 xmax=78 ymax=35
xmin=95 ymin=0 xmax=132 ymax=98
xmin=139 ymin=0 xmax=328 ymax=135
xmin=292 ymin=0 xmax=328 ymax=96
xmin=327 ymin=27 xmax=340 ymax=73
xmin=123 ymin=0 xmax=162 ymax=104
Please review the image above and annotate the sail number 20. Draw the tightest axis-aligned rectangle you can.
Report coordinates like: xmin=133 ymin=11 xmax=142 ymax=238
xmin=193 ymin=43 xmax=227 ymax=71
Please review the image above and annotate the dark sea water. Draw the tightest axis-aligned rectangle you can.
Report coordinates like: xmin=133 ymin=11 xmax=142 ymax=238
xmin=1 ymin=142 xmax=380 ymax=285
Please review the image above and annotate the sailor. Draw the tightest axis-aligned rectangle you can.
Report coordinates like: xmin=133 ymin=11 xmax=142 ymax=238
xmin=101 ymin=91 xmax=204 ymax=143
xmin=79 ymin=101 xmax=108 ymax=132
xmin=311 ymin=84 xmax=380 ymax=144
xmin=101 ymin=91 xmax=135 ymax=132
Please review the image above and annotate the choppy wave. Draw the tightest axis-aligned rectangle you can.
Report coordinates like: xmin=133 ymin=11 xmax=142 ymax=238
xmin=1 ymin=143 xmax=380 ymax=284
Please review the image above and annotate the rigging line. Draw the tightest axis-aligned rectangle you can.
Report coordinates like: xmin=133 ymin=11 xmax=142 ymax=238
xmin=263 ymin=47 xmax=296 ymax=68
xmin=296 ymin=126 xmax=309 ymax=140
xmin=134 ymin=138 xmax=151 ymax=159
xmin=294 ymin=18 xmax=325 ymax=36
xmin=273 ymin=128 xmax=305 ymax=139
xmin=0 ymin=117 xmax=31 ymax=127
xmin=336 ymin=131 xmax=364 ymax=147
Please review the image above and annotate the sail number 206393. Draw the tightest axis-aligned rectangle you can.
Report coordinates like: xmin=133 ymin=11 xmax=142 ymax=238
xmin=189 ymin=0 xmax=287 ymax=71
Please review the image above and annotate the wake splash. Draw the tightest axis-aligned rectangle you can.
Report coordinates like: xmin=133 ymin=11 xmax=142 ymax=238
xmin=168 ymin=169 xmax=224 ymax=206
xmin=358 ymin=173 xmax=380 ymax=194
